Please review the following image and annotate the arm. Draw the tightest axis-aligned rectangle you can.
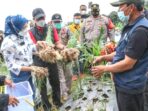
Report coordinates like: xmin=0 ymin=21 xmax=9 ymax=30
xmin=53 ymin=27 xmax=65 ymax=49
xmin=92 ymin=55 xmax=137 ymax=77
xmin=55 ymin=41 xmax=65 ymax=50
xmin=0 ymin=94 xmax=19 ymax=108
xmin=3 ymin=50 xmax=32 ymax=75
xmin=1 ymin=40 xmax=32 ymax=75
xmin=108 ymin=20 xmax=115 ymax=41
xmin=94 ymin=52 xmax=116 ymax=63
xmin=0 ymin=76 xmax=6 ymax=86
xmin=92 ymin=27 xmax=148 ymax=77
xmin=0 ymin=77 xmax=19 ymax=108
xmin=21 ymin=66 xmax=32 ymax=72
xmin=0 ymin=94 xmax=9 ymax=108
xmin=105 ymin=55 xmax=137 ymax=73
xmin=80 ymin=22 xmax=85 ymax=44
xmin=102 ymin=52 xmax=116 ymax=62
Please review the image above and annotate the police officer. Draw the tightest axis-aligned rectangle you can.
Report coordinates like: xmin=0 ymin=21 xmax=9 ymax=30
xmin=80 ymin=3 xmax=115 ymax=47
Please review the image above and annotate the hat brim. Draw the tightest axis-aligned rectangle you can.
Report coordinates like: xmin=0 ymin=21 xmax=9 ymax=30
xmin=110 ymin=1 xmax=126 ymax=7
xmin=34 ymin=13 xmax=45 ymax=19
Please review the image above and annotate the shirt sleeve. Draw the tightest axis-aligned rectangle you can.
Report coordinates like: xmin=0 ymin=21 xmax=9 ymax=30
xmin=1 ymin=39 xmax=22 ymax=75
xmin=125 ymin=27 xmax=148 ymax=59
xmin=0 ymin=76 xmax=6 ymax=86
xmin=53 ymin=27 xmax=59 ymax=43
xmin=0 ymin=94 xmax=9 ymax=108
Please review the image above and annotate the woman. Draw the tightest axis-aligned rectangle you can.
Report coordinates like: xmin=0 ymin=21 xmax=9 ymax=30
xmin=1 ymin=15 xmax=40 ymax=94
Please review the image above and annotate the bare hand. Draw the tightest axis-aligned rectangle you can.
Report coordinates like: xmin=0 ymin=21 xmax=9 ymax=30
xmin=4 ymin=78 xmax=14 ymax=87
xmin=9 ymin=96 xmax=19 ymax=107
xmin=91 ymin=65 xmax=105 ymax=78
xmin=36 ymin=41 xmax=48 ymax=50
xmin=93 ymin=56 xmax=104 ymax=64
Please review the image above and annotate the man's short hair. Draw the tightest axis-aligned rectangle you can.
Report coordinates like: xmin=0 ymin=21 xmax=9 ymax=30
xmin=74 ymin=13 xmax=81 ymax=17
xmin=32 ymin=8 xmax=45 ymax=19
xmin=80 ymin=5 xmax=87 ymax=11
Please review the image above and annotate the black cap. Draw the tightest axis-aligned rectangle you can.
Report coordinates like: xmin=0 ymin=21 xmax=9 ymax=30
xmin=91 ymin=4 xmax=100 ymax=11
xmin=51 ymin=13 xmax=62 ymax=22
xmin=32 ymin=8 xmax=45 ymax=19
xmin=111 ymin=0 xmax=144 ymax=7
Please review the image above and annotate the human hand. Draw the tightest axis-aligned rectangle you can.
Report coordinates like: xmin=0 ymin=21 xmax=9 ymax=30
xmin=91 ymin=65 xmax=106 ymax=78
xmin=36 ymin=41 xmax=48 ymax=50
xmin=9 ymin=96 xmax=19 ymax=107
xmin=93 ymin=56 xmax=104 ymax=64
xmin=4 ymin=78 xmax=14 ymax=87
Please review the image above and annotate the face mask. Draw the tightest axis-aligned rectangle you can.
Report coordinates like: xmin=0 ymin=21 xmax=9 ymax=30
xmin=81 ymin=10 xmax=86 ymax=15
xmin=18 ymin=28 xmax=28 ymax=37
xmin=74 ymin=19 xmax=81 ymax=24
xmin=54 ymin=23 xmax=62 ymax=29
xmin=117 ymin=11 xmax=129 ymax=23
xmin=36 ymin=20 xmax=45 ymax=27
xmin=91 ymin=11 xmax=99 ymax=17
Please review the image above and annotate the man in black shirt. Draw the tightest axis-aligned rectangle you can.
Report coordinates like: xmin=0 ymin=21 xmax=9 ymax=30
xmin=143 ymin=6 xmax=148 ymax=111
xmin=92 ymin=0 xmax=148 ymax=111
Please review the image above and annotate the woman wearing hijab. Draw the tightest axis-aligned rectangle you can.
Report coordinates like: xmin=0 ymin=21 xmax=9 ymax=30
xmin=1 ymin=15 xmax=39 ymax=94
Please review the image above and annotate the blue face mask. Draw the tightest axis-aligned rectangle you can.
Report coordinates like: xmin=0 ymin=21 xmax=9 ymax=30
xmin=74 ymin=19 xmax=81 ymax=24
xmin=117 ymin=11 xmax=129 ymax=23
xmin=54 ymin=23 xmax=62 ymax=29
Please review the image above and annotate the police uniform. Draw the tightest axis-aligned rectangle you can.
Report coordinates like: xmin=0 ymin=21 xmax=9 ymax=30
xmin=80 ymin=4 xmax=115 ymax=47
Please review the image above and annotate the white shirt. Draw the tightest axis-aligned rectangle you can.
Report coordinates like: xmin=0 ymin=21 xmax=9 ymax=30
xmin=1 ymin=33 xmax=36 ymax=75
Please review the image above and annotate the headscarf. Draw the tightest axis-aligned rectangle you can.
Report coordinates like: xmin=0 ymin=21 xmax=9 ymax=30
xmin=4 ymin=15 xmax=28 ymax=36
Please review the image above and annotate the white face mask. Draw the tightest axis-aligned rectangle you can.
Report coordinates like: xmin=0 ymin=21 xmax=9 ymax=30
xmin=74 ymin=19 xmax=81 ymax=24
xmin=36 ymin=20 xmax=46 ymax=27
xmin=81 ymin=10 xmax=86 ymax=15
xmin=18 ymin=28 xmax=28 ymax=37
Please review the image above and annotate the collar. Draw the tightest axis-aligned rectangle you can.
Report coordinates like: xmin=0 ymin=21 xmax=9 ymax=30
xmin=126 ymin=14 xmax=145 ymax=28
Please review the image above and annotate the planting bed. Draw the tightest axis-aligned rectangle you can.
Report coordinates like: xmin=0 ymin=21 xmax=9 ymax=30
xmin=60 ymin=76 xmax=119 ymax=111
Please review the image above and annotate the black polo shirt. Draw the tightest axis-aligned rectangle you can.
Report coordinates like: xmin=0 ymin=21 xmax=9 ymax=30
xmin=121 ymin=15 xmax=148 ymax=60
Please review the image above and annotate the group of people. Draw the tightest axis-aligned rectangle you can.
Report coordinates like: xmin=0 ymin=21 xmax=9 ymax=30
xmin=0 ymin=0 xmax=148 ymax=111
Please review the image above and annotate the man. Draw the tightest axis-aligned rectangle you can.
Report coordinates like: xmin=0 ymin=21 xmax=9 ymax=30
xmin=51 ymin=13 xmax=70 ymax=45
xmin=79 ymin=5 xmax=89 ymax=22
xmin=0 ymin=75 xmax=19 ymax=111
xmin=80 ymin=3 xmax=115 ymax=47
xmin=69 ymin=13 xmax=81 ymax=41
xmin=51 ymin=13 xmax=72 ymax=101
xmin=144 ymin=5 xmax=148 ymax=111
xmin=92 ymin=0 xmax=148 ymax=111
xmin=68 ymin=13 xmax=83 ymax=80
xmin=29 ymin=8 xmax=63 ymax=110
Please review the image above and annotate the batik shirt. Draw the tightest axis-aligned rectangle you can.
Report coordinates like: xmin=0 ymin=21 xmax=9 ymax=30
xmin=1 ymin=33 xmax=36 ymax=75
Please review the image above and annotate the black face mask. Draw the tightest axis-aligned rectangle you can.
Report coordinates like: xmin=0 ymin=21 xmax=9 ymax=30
xmin=91 ymin=11 xmax=99 ymax=17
